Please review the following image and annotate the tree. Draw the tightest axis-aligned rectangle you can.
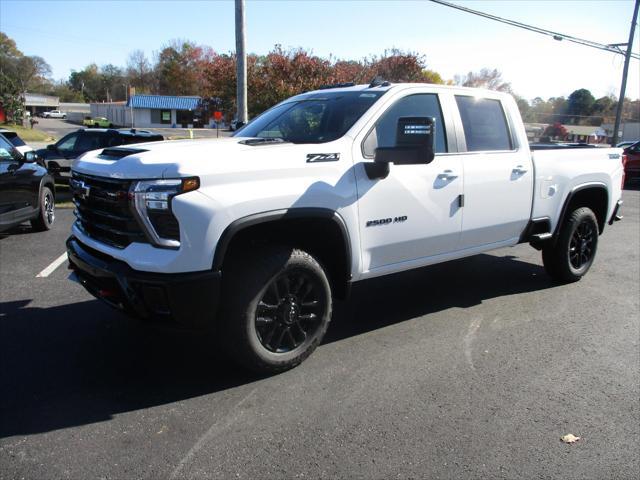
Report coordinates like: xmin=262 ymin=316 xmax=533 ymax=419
xmin=565 ymin=88 xmax=595 ymax=125
xmin=0 ymin=32 xmax=51 ymax=122
xmin=0 ymin=32 xmax=22 ymax=57
xmin=543 ymin=122 xmax=568 ymax=140
xmin=126 ymin=50 xmax=154 ymax=93
xmin=155 ymin=40 xmax=206 ymax=95
xmin=454 ymin=68 xmax=512 ymax=92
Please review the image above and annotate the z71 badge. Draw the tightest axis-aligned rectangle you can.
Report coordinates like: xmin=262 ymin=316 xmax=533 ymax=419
xmin=306 ymin=153 xmax=340 ymax=163
xmin=366 ymin=216 xmax=408 ymax=227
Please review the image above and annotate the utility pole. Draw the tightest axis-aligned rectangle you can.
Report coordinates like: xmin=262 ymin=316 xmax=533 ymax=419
xmin=235 ymin=0 xmax=248 ymax=125
xmin=611 ymin=0 xmax=639 ymax=146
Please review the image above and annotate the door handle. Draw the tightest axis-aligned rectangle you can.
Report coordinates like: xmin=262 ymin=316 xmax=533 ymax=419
xmin=512 ymin=165 xmax=528 ymax=175
xmin=438 ymin=169 xmax=458 ymax=181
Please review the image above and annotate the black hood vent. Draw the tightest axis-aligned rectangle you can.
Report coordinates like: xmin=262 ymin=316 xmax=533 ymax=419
xmin=98 ymin=148 xmax=148 ymax=160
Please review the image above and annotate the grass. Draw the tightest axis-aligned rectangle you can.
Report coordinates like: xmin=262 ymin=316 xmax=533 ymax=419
xmin=54 ymin=184 xmax=74 ymax=208
xmin=1 ymin=123 xmax=56 ymax=142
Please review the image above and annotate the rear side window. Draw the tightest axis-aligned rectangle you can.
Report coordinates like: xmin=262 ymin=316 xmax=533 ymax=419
xmin=2 ymin=132 xmax=26 ymax=147
xmin=0 ymin=135 xmax=19 ymax=161
xmin=455 ymin=96 xmax=512 ymax=152
xmin=363 ymin=94 xmax=447 ymax=157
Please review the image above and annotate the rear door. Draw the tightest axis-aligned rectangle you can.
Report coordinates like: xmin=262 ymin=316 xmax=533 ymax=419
xmin=454 ymin=94 xmax=533 ymax=249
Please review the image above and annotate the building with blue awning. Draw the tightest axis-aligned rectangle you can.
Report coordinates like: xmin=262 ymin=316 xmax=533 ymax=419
xmin=127 ymin=94 xmax=202 ymax=128
xmin=91 ymin=94 xmax=206 ymax=128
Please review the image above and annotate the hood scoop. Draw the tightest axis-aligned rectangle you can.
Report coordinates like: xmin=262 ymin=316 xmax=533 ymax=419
xmin=238 ymin=138 xmax=288 ymax=146
xmin=98 ymin=148 xmax=148 ymax=160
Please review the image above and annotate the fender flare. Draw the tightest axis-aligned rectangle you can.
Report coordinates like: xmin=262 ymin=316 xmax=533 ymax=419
xmin=553 ymin=182 xmax=608 ymax=241
xmin=212 ymin=207 xmax=352 ymax=275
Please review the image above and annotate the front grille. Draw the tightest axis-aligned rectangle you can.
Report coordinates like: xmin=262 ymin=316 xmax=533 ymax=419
xmin=72 ymin=173 xmax=147 ymax=249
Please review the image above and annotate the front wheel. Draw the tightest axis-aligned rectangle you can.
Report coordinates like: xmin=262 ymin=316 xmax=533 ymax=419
xmin=31 ymin=186 xmax=55 ymax=231
xmin=542 ymin=207 xmax=598 ymax=282
xmin=221 ymin=246 xmax=332 ymax=373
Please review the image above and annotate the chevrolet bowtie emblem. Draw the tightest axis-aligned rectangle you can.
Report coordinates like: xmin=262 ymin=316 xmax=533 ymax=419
xmin=71 ymin=179 xmax=91 ymax=199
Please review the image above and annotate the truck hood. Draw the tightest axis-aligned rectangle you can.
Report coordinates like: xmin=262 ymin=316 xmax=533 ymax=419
xmin=72 ymin=137 xmax=346 ymax=180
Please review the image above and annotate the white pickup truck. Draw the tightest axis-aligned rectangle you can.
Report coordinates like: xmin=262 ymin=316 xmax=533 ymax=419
xmin=67 ymin=82 xmax=625 ymax=372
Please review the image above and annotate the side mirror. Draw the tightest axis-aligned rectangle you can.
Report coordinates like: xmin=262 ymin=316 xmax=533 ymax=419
xmin=23 ymin=151 xmax=38 ymax=163
xmin=47 ymin=144 xmax=57 ymax=151
xmin=365 ymin=117 xmax=436 ymax=180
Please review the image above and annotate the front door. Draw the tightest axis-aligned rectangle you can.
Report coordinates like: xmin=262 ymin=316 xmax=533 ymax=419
xmin=353 ymin=92 xmax=463 ymax=277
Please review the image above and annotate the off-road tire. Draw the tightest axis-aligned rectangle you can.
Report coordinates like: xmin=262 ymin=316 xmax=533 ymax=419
xmin=30 ymin=186 xmax=55 ymax=231
xmin=542 ymin=207 xmax=598 ymax=283
xmin=220 ymin=246 xmax=332 ymax=373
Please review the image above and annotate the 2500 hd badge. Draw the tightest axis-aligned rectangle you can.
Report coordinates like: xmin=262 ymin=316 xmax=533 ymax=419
xmin=366 ymin=216 xmax=408 ymax=227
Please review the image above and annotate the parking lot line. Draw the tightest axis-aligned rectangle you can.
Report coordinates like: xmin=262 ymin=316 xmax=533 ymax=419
xmin=36 ymin=252 xmax=68 ymax=278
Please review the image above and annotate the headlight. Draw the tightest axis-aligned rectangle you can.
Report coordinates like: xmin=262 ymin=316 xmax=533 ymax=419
xmin=130 ymin=177 xmax=199 ymax=249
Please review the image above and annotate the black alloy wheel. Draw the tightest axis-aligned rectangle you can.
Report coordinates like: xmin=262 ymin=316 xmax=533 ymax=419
xmin=568 ymin=219 xmax=595 ymax=270
xmin=542 ymin=206 xmax=599 ymax=283
xmin=221 ymin=246 xmax=333 ymax=373
xmin=255 ymin=269 xmax=325 ymax=353
xmin=31 ymin=186 xmax=55 ymax=231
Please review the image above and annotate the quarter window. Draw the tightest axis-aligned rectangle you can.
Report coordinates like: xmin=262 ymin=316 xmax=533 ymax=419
xmin=363 ymin=94 xmax=447 ymax=157
xmin=455 ymin=96 xmax=512 ymax=151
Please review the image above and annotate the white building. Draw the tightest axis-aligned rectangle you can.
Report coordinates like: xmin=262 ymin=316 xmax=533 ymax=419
xmin=91 ymin=95 xmax=203 ymax=128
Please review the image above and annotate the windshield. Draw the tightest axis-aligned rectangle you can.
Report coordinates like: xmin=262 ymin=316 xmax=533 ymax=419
xmin=235 ymin=90 xmax=387 ymax=144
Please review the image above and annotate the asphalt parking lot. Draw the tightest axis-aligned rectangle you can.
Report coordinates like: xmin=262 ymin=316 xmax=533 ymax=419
xmin=0 ymin=189 xmax=638 ymax=479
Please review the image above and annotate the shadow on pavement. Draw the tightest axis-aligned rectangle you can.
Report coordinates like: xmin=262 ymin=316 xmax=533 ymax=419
xmin=0 ymin=252 xmax=556 ymax=438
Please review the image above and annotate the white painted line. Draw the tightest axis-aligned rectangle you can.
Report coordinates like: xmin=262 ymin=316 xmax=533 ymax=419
xmin=36 ymin=252 xmax=68 ymax=278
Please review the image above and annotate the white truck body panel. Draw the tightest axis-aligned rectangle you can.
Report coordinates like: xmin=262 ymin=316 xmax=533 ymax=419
xmin=71 ymin=83 xmax=624 ymax=280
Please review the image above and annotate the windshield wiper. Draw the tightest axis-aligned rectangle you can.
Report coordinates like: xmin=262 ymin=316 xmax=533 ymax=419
xmin=238 ymin=138 xmax=290 ymax=146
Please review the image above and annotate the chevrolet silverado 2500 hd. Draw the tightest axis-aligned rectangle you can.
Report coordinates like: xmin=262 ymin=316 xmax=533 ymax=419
xmin=67 ymin=83 xmax=625 ymax=372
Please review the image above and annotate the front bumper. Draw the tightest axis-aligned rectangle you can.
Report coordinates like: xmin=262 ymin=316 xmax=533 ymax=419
xmin=67 ymin=236 xmax=221 ymax=328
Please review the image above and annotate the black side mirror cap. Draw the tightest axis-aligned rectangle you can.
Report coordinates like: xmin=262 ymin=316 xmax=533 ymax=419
xmin=23 ymin=151 xmax=38 ymax=163
xmin=47 ymin=144 xmax=57 ymax=151
xmin=366 ymin=116 xmax=436 ymax=180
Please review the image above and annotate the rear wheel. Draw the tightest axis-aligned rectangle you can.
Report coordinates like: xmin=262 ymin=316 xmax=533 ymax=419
xmin=31 ymin=186 xmax=55 ymax=231
xmin=220 ymin=246 xmax=332 ymax=373
xmin=542 ymin=207 xmax=598 ymax=282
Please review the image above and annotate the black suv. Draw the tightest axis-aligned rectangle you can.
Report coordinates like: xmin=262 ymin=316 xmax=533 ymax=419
xmin=37 ymin=129 xmax=164 ymax=182
xmin=0 ymin=133 xmax=55 ymax=233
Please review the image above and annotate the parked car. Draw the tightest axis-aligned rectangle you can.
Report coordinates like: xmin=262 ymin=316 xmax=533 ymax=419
xmin=83 ymin=116 xmax=114 ymax=128
xmin=622 ymin=140 xmax=640 ymax=181
xmin=0 ymin=128 xmax=34 ymax=156
xmin=229 ymin=118 xmax=245 ymax=131
xmin=0 ymin=133 xmax=55 ymax=232
xmin=616 ymin=140 xmax=637 ymax=149
xmin=37 ymin=128 xmax=164 ymax=182
xmin=68 ymin=83 xmax=624 ymax=373
xmin=42 ymin=110 xmax=66 ymax=119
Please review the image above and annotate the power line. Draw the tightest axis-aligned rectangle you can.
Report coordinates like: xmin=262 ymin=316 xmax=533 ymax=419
xmin=429 ymin=0 xmax=640 ymax=60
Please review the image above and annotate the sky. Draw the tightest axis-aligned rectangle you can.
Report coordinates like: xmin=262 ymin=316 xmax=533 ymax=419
xmin=1 ymin=0 xmax=638 ymax=101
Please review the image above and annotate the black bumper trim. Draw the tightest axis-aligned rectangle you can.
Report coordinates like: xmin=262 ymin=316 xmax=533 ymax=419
xmin=609 ymin=199 xmax=623 ymax=225
xmin=67 ymin=236 xmax=221 ymax=328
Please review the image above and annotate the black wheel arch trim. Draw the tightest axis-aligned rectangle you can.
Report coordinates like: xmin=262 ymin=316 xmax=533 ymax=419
xmin=212 ymin=207 xmax=353 ymax=278
xmin=39 ymin=174 xmax=56 ymax=200
xmin=553 ymin=182 xmax=608 ymax=242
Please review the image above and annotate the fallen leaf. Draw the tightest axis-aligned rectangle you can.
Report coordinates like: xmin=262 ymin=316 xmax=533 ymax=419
xmin=561 ymin=433 xmax=580 ymax=444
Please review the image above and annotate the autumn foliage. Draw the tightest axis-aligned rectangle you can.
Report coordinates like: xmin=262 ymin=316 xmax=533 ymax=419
xmin=147 ymin=44 xmax=445 ymax=118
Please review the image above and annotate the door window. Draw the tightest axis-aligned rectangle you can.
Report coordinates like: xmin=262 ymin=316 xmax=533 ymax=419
xmin=362 ymin=94 xmax=447 ymax=157
xmin=56 ymin=133 xmax=79 ymax=153
xmin=75 ymin=132 xmax=104 ymax=152
xmin=455 ymin=96 xmax=512 ymax=152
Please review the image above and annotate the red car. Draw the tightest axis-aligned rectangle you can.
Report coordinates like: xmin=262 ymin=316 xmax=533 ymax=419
xmin=622 ymin=141 xmax=640 ymax=183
